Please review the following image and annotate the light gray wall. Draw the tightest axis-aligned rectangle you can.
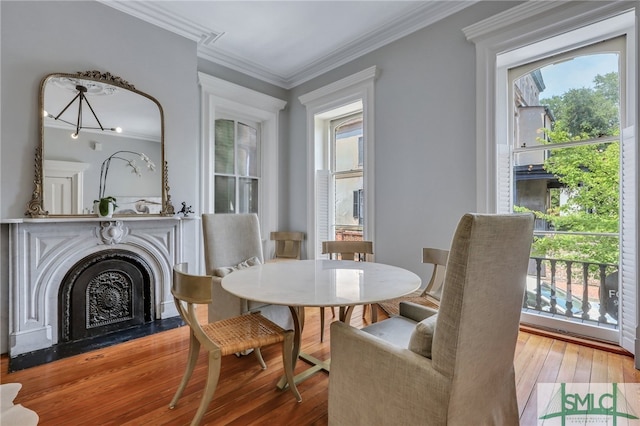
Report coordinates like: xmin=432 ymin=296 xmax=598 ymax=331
xmin=287 ymin=2 xmax=520 ymax=279
xmin=0 ymin=0 xmax=200 ymax=354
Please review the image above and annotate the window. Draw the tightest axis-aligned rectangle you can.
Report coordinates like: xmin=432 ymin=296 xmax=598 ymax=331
xmin=464 ymin=4 xmax=636 ymax=356
xmin=214 ymin=118 xmax=260 ymax=214
xmin=199 ymin=73 xmax=286 ymax=252
xmin=332 ymin=113 xmax=364 ymax=239
xmin=509 ymin=40 xmax=623 ymax=338
xmin=299 ymin=67 xmax=377 ymax=258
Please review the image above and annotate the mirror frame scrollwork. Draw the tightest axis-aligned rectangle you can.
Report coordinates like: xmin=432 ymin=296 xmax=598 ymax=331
xmin=26 ymin=70 xmax=174 ymax=217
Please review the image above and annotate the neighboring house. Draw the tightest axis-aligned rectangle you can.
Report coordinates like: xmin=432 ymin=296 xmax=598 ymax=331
xmin=513 ymin=72 xmax=556 ymax=231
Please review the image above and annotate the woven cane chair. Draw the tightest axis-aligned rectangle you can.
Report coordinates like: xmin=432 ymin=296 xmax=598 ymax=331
xmin=320 ymin=240 xmax=374 ymax=342
xmin=169 ymin=263 xmax=301 ymax=426
xmin=377 ymin=248 xmax=449 ymax=317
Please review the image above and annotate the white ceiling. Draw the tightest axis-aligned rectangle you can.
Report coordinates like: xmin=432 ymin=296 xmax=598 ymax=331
xmin=99 ymin=1 xmax=477 ymax=89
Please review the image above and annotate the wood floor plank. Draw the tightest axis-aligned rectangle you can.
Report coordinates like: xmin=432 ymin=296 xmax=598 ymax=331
xmin=519 ymin=338 xmax=567 ymax=426
xmin=556 ymin=341 xmax=580 ymax=384
xmin=515 ymin=334 xmax=553 ymax=416
xmin=573 ymin=343 xmax=595 ymax=382
xmin=2 ymin=305 xmax=637 ymax=426
xmin=590 ymin=349 xmax=609 ymax=383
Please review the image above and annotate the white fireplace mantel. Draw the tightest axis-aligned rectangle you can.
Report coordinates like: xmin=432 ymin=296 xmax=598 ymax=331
xmin=5 ymin=216 xmax=193 ymax=357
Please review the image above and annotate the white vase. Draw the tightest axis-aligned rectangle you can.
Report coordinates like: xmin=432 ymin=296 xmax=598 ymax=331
xmin=94 ymin=201 xmax=114 ymax=218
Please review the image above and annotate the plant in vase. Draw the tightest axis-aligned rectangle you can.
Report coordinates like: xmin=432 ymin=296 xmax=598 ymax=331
xmin=94 ymin=150 xmax=156 ymax=217
xmin=95 ymin=196 xmax=117 ymax=217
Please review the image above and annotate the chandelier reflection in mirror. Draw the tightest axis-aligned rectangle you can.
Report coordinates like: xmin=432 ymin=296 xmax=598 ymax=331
xmin=43 ymin=77 xmax=123 ymax=139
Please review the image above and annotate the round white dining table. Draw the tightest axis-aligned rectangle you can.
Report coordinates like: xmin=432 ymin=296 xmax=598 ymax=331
xmin=222 ymin=259 xmax=421 ymax=388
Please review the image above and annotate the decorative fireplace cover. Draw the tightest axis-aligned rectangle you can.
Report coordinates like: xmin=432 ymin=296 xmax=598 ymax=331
xmin=59 ymin=250 xmax=154 ymax=343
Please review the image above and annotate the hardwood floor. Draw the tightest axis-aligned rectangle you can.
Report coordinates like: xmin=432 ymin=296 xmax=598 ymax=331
xmin=2 ymin=306 xmax=638 ymax=425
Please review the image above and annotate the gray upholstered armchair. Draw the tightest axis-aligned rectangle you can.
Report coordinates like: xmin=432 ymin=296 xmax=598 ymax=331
xmin=328 ymin=213 xmax=534 ymax=425
xmin=201 ymin=213 xmax=293 ymax=330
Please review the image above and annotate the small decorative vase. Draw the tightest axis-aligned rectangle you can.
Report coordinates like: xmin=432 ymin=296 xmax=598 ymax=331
xmin=94 ymin=200 xmax=114 ymax=218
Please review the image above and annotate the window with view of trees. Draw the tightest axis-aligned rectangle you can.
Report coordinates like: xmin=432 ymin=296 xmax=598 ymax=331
xmin=514 ymin=61 xmax=620 ymax=264
xmin=509 ymin=36 xmax=624 ymax=337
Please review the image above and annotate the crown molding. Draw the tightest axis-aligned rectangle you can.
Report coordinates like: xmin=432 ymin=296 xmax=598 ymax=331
xmin=462 ymin=0 xmax=635 ymax=43
xmin=462 ymin=1 xmax=566 ymax=43
xmin=100 ymin=1 xmax=476 ymax=89
xmin=98 ymin=0 xmax=211 ymax=43
xmin=197 ymin=46 xmax=289 ymax=89
xmin=286 ymin=1 xmax=478 ymax=88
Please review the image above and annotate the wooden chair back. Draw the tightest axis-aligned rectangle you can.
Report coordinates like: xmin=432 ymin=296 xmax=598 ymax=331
xmin=322 ymin=240 xmax=373 ymax=261
xmin=270 ymin=231 xmax=305 ymax=260
xmin=172 ymin=263 xmax=217 ymax=352
xmin=421 ymin=248 xmax=449 ymax=300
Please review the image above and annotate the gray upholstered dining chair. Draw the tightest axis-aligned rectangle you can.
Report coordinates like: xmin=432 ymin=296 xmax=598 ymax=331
xmin=202 ymin=213 xmax=293 ymax=330
xmin=328 ymin=213 xmax=534 ymax=425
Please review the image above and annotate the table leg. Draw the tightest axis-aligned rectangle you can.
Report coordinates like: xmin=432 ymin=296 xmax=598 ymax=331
xmin=277 ymin=306 xmax=303 ymax=389
xmin=277 ymin=305 xmax=333 ymax=390
xmin=340 ymin=305 xmax=355 ymax=324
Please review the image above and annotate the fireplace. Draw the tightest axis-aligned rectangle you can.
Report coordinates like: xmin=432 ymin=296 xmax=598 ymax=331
xmin=6 ymin=217 xmax=194 ymax=364
xmin=59 ymin=250 xmax=154 ymax=344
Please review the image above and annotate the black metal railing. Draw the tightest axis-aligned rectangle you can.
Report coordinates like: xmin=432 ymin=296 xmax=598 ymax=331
xmin=523 ymin=256 xmax=619 ymax=327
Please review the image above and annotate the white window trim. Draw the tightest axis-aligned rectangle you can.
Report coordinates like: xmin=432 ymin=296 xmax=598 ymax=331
xmin=463 ymin=2 xmax=638 ymax=360
xmin=299 ymin=66 xmax=377 ymax=258
xmin=463 ymin=1 xmax=636 ymax=212
xmin=198 ymin=72 xmax=286 ymax=242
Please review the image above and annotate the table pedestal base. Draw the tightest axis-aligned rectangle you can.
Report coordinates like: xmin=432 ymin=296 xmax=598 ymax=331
xmin=277 ymin=352 xmax=331 ymax=389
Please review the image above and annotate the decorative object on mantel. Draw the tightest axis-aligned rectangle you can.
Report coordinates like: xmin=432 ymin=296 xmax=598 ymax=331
xmin=26 ymin=70 xmax=175 ymax=218
xmin=94 ymin=196 xmax=117 ymax=218
xmin=0 ymin=383 xmax=39 ymax=426
xmin=94 ymin=150 xmax=155 ymax=217
xmin=177 ymin=201 xmax=194 ymax=217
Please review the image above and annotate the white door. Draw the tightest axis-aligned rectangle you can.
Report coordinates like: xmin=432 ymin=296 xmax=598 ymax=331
xmin=44 ymin=176 xmax=73 ymax=214
xmin=43 ymin=160 xmax=90 ymax=214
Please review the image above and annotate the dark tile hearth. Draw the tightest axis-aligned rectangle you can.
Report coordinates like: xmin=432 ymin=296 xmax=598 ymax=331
xmin=8 ymin=316 xmax=184 ymax=372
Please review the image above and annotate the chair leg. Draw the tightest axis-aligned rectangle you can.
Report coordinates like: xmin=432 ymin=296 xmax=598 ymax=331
xmin=320 ymin=307 xmax=325 ymax=342
xmin=282 ymin=331 xmax=302 ymax=402
xmin=371 ymin=303 xmax=378 ymax=323
xmin=169 ymin=331 xmax=200 ymax=409
xmin=298 ymin=306 xmax=306 ymax=331
xmin=191 ymin=351 xmax=222 ymax=426
xmin=254 ymin=347 xmax=267 ymax=369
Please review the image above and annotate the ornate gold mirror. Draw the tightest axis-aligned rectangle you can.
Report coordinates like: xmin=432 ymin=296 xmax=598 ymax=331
xmin=26 ymin=71 xmax=174 ymax=217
